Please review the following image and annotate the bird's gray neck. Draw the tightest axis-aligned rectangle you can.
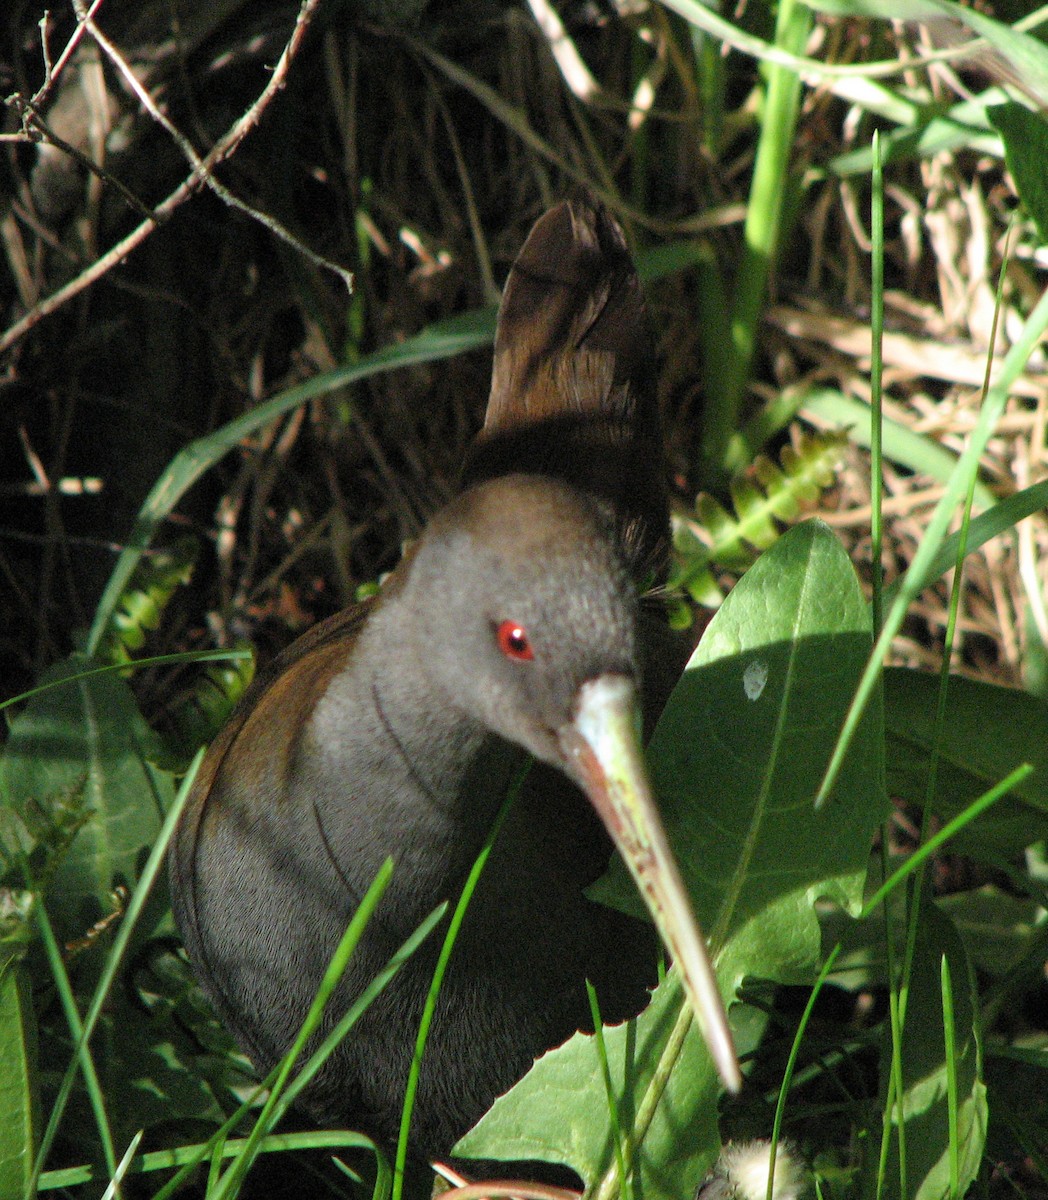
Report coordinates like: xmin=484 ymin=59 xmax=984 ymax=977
xmin=299 ymin=598 xmax=518 ymax=924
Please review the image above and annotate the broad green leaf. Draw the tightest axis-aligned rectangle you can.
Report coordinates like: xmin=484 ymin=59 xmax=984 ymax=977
xmin=608 ymin=519 xmax=886 ymax=942
xmin=985 ymin=1045 xmax=1048 ymax=1166
xmin=864 ymin=897 xmax=986 ymax=1200
xmin=940 ymin=887 xmax=1046 ymax=980
xmin=457 ymin=976 xmax=721 ymax=1196
xmin=0 ymin=655 xmax=173 ymax=942
xmin=884 ymin=667 xmax=1048 ymax=857
xmin=461 ymin=521 xmax=886 ymax=1196
xmin=0 ymin=965 xmax=36 ymax=1200
xmin=989 ymin=102 xmax=1048 ymax=246
xmin=822 ymin=883 xmax=1044 ymax=992
xmin=100 ymin=1001 xmax=227 ymax=1138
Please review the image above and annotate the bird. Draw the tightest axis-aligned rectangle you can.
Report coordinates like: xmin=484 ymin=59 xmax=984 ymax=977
xmin=169 ymin=199 xmax=738 ymax=1188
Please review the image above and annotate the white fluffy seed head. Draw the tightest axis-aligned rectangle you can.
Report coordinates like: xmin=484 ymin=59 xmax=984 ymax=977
xmin=714 ymin=1140 xmax=806 ymax=1200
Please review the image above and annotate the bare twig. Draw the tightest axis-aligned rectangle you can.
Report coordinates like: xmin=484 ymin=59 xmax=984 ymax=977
xmin=0 ymin=0 xmax=109 ymax=143
xmin=32 ymin=0 xmax=107 ymax=115
xmin=7 ymin=101 xmax=157 ymax=219
xmin=0 ymin=0 xmax=325 ymax=358
xmin=81 ymin=9 xmax=353 ymax=291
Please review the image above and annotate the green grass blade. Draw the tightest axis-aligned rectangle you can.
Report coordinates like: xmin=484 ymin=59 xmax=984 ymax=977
xmin=880 ymin=480 xmax=1048 ymax=610
xmin=801 ymin=389 xmax=998 ymax=512
xmin=28 ymin=749 xmax=204 ymax=1195
xmin=214 ymin=859 xmax=398 ymax=1198
xmin=655 ymin=0 xmax=936 ymax=78
xmin=586 ymin=981 xmax=633 ymax=1200
xmin=941 ymin=954 xmax=959 ymax=1200
xmin=31 ymin=903 xmax=117 ymax=1182
xmin=808 ymin=0 xmax=1048 ymax=108
xmin=392 ymin=766 xmax=526 ymax=1200
xmin=0 ymin=650 xmax=252 ymax=714
xmin=887 ymin=251 xmax=1011 ymax=1182
xmin=711 ymin=0 xmax=812 ymax=481
xmin=38 ymin=1130 xmax=382 ymax=1191
xmin=85 ymin=312 xmax=496 ymax=658
xmin=143 ymin=890 xmax=442 ymax=1200
xmin=870 ymin=130 xmax=885 ymax=636
xmin=816 ymin=283 xmax=1048 ymax=806
xmin=280 ymin=902 xmax=449 ymax=1114
xmin=100 ymin=1129 xmax=142 ymax=1200
xmin=767 ymin=944 xmax=843 ymax=1200
xmin=862 ymin=764 xmax=1033 ymax=919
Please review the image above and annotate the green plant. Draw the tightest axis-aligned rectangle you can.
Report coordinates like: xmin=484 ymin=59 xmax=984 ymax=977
xmin=4 ymin=0 xmax=1048 ymax=1196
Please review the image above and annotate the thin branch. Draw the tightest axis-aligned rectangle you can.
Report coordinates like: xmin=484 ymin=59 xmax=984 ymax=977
xmin=31 ymin=0 xmax=107 ymax=115
xmin=0 ymin=0 xmax=108 ymax=143
xmin=7 ymin=101 xmax=158 ymax=220
xmin=81 ymin=10 xmax=352 ymax=291
xmin=0 ymin=0 xmax=325 ymax=358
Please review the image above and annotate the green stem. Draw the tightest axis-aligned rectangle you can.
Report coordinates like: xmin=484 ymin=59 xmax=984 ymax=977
xmin=817 ymin=281 xmax=1048 ymax=807
xmin=941 ymin=955 xmax=960 ymax=1200
xmin=392 ymin=765 xmax=527 ymax=1200
xmin=870 ymin=130 xmax=885 ymax=638
xmin=874 ymin=839 xmax=906 ymax=1200
xmin=767 ymin=944 xmax=842 ymax=1200
xmin=707 ymin=0 xmax=811 ymax=482
xmin=593 ymin=985 xmax=694 ymax=1200
xmin=587 ymin=983 xmax=633 ymax=1200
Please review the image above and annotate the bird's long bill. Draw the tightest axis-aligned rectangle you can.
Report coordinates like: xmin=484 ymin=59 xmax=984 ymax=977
xmin=559 ymin=674 xmax=742 ymax=1093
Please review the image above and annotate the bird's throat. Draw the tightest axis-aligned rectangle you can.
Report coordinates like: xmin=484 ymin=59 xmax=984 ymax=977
xmin=302 ymin=641 xmax=518 ymax=925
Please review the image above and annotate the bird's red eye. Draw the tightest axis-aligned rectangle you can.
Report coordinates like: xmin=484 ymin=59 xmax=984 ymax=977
xmin=496 ymin=620 xmax=534 ymax=661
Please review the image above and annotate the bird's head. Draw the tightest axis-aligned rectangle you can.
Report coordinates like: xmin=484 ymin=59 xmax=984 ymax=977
xmin=407 ymin=473 xmax=639 ymax=771
xmin=403 ymin=472 xmax=741 ymax=1093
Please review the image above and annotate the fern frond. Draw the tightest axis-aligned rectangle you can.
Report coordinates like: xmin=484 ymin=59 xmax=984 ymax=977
xmin=167 ymin=644 xmax=256 ymax=760
xmin=671 ymin=426 xmax=846 ymax=608
xmin=98 ymin=537 xmax=198 ymax=666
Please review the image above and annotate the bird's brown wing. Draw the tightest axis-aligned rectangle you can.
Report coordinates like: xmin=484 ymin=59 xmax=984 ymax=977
xmin=168 ymin=598 xmax=374 ymax=1008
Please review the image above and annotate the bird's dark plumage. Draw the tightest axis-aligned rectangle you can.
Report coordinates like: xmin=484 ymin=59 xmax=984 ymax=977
xmin=465 ymin=198 xmax=668 ymax=585
xmin=169 ymin=200 xmax=734 ymax=1186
